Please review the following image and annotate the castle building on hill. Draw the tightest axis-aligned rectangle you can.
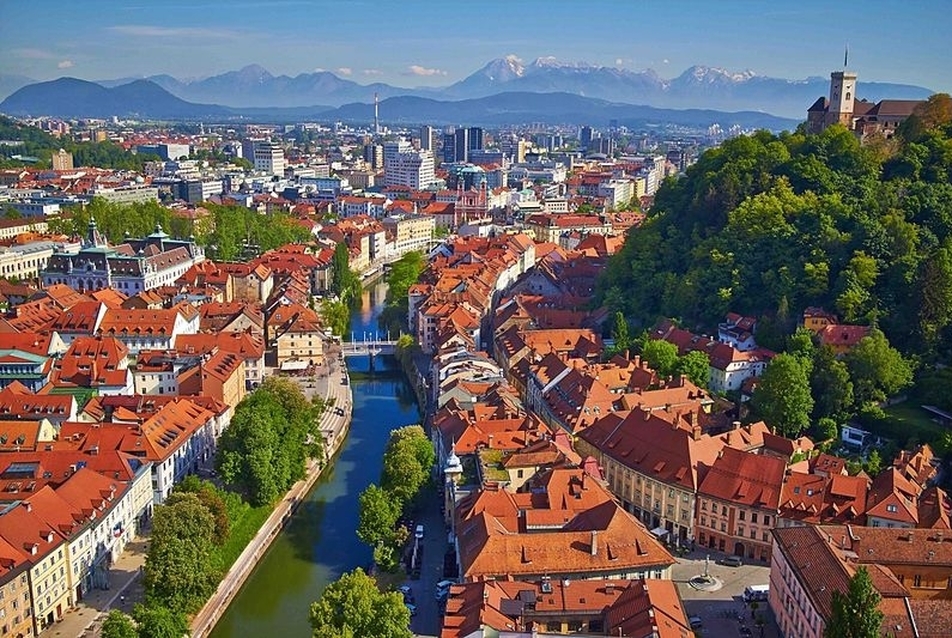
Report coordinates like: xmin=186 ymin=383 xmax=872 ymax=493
xmin=807 ymin=68 xmax=925 ymax=138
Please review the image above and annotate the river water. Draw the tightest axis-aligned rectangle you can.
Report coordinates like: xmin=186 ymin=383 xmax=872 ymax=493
xmin=209 ymin=282 xmax=422 ymax=637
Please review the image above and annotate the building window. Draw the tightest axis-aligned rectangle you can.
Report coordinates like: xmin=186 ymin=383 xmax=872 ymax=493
xmin=751 ymin=512 xmax=758 ymax=524
xmin=764 ymin=515 xmax=771 ymax=526
xmin=739 ymin=511 xmax=746 ymax=521
xmin=914 ymin=575 xmax=922 ymax=588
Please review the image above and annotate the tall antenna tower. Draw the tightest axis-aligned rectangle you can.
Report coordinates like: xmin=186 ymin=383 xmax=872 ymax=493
xmin=374 ymin=92 xmax=380 ymax=135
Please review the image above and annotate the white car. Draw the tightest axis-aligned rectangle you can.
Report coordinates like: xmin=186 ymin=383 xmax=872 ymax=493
xmin=414 ymin=524 xmax=424 ymax=539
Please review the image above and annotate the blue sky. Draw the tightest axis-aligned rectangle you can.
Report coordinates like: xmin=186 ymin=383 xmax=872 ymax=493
xmin=1 ymin=0 xmax=949 ymax=91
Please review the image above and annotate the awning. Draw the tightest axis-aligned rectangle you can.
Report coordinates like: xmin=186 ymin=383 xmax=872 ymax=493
xmin=280 ymin=360 xmax=309 ymax=371
xmin=650 ymin=526 xmax=669 ymax=538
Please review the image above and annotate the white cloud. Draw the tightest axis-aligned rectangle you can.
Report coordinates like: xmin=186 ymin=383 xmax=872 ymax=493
xmin=314 ymin=67 xmax=326 ymax=73
xmin=406 ymin=65 xmax=447 ymax=77
xmin=663 ymin=58 xmax=670 ymax=64
xmin=615 ymin=58 xmax=624 ymax=66
xmin=362 ymin=68 xmax=383 ymax=76
xmin=58 ymin=60 xmax=75 ymax=69
xmin=336 ymin=67 xmax=353 ymax=76
xmin=108 ymin=24 xmax=240 ymax=39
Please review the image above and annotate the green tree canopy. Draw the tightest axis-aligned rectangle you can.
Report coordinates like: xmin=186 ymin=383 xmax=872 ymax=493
xmin=216 ymin=377 xmax=325 ymax=506
xmin=810 ymin=345 xmax=854 ymax=422
xmin=844 ymin=329 xmax=915 ymax=406
xmin=144 ymin=493 xmax=217 ymax=613
xmin=824 ymin=566 xmax=883 ymax=638
xmin=330 ymin=242 xmax=362 ymax=304
xmin=751 ymin=353 xmax=814 ymax=437
xmin=379 ymin=425 xmax=433 ymax=505
xmin=132 ymin=603 xmax=190 ymax=638
xmin=309 ymin=568 xmax=412 ymax=638
xmin=641 ymin=339 xmax=679 ymax=378
xmin=674 ymin=350 xmax=710 ymax=388
xmin=100 ymin=610 xmax=137 ymax=638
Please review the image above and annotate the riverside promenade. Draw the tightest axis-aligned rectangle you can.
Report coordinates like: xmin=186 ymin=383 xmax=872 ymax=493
xmin=191 ymin=345 xmax=353 ymax=637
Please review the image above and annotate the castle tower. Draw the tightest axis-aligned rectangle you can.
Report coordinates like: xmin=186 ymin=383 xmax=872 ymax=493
xmin=827 ymin=69 xmax=857 ymax=128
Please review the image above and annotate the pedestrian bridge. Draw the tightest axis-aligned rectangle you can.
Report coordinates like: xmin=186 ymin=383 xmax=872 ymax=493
xmin=340 ymin=340 xmax=398 ymax=357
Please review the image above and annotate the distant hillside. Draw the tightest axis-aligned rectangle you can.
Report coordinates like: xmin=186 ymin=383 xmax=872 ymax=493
xmin=0 ymin=78 xmax=233 ymax=119
xmin=325 ymin=92 xmax=798 ymax=130
xmin=0 ymin=74 xmax=35 ymax=102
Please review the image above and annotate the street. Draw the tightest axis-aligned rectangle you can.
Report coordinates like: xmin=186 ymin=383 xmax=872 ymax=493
xmin=402 ymin=488 xmax=452 ymax=636
xmin=671 ymin=549 xmax=780 ymax=638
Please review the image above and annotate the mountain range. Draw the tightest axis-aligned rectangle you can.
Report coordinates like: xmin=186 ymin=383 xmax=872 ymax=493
xmin=0 ymin=78 xmax=797 ymax=130
xmin=78 ymin=56 xmax=934 ymax=118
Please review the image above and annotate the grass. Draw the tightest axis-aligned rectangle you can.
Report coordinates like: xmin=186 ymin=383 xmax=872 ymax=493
xmin=872 ymin=403 xmax=946 ymax=447
xmin=477 ymin=449 xmax=510 ymax=483
xmin=209 ymin=498 xmax=273 ymax=575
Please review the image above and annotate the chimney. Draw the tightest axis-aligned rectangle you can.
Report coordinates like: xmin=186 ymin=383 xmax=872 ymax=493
xmin=692 ymin=424 xmax=702 ymax=441
xmin=104 ymin=404 xmax=114 ymax=423
xmin=732 ymin=420 xmax=741 ymax=430
xmin=591 ymin=530 xmax=598 ymax=556
xmin=22 ymin=501 xmax=32 ymax=512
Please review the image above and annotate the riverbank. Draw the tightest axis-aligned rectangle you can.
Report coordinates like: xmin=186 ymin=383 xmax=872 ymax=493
xmin=190 ymin=346 xmax=353 ymax=638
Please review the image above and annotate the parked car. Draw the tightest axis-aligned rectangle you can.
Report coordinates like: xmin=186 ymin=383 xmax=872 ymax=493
xmin=435 ymin=579 xmax=454 ymax=600
xmin=405 ymin=602 xmax=417 ymax=616
xmin=720 ymin=555 xmax=744 ymax=567
xmin=689 ymin=616 xmax=703 ymax=629
xmin=415 ymin=524 xmax=424 ymax=539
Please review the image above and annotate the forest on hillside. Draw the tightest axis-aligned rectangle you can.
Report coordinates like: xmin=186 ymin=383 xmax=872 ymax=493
xmin=598 ymin=95 xmax=952 ymax=362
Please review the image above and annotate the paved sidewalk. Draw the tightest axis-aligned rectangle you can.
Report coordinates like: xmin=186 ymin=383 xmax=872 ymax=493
xmin=40 ymin=538 xmax=149 ymax=638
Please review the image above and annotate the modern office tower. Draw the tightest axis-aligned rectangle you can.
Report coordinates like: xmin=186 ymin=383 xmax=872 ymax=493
xmin=467 ymin=127 xmax=484 ymax=152
xmin=363 ymin=144 xmax=383 ymax=169
xmin=419 ymin=125 xmax=436 ymax=152
xmin=580 ymin=126 xmax=594 ymax=149
xmin=384 ymin=149 xmax=435 ymax=189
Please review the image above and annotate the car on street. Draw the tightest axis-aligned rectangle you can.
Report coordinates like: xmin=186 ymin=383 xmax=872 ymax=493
xmin=405 ymin=602 xmax=417 ymax=616
xmin=435 ymin=579 xmax=454 ymax=600
xmin=689 ymin=616 xmax=703 ymax=629
xmin=415 ymin=524 xmax=425 ymax=539
xmin=719 ymin=555 xmax=743 ymax=567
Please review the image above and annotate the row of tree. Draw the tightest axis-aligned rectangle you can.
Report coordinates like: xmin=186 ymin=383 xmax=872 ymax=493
xmin=377 ymin=251 xmax=425 ymax=335
xmin=0 ymin=116 xmax=161 ymax=171
xmin=217 ymin=377 xmax=326 ymax=506
xmin=750 ymin=328 xmax=913 ymax=440
xmin=357 ymin=425 xmax=435 ymax=571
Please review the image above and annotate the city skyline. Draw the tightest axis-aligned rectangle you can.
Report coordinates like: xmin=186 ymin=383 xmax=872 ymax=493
xmin=1 ymin=0 xmax=950 ymax=92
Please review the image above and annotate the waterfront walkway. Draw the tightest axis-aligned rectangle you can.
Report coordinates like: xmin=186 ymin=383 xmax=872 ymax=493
xmin=191 ymin=344 xmax=353 ymax=637
xmin=39 ymin=344 xmax=353 ymax=638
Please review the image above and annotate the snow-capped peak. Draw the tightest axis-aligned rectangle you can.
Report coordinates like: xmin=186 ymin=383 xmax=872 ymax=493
xmin=480 ymin=55 xmax=525 ymax=82
xmin=682 ymin=65 xmax=757 ymax=83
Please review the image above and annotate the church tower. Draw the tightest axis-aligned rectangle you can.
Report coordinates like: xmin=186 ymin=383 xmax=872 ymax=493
xmin=827 ymin=69 xmax=857 ymax=128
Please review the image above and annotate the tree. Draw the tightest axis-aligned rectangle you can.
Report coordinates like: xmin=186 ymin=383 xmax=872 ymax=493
xmin=132 ymin=603 xmax=190 ymax=638
xmin=309 ymin=568 xmax=412 ymax=638
xmin=641 ymin=339 xmax=679 ymax=378
xmin=357 ymin=484 xmax=401 ymax=549
xmin=608 ymin=311 xmax=633 ymax=356
xmin=751 ymin=353 xmax=814 ymax=437
xmin=674 ymin=350 xmax=710 ymax=388
xmin=174 ymin=476 xmax=230 ymax=545
xmin=845 ymin=329 xmax=914 ymax=406
xmin=811 ymin=345 xmax=854 ymax=421
xmin=100 ymin=610 xmax=137 ymax=638
xmin=216 ymin=377 xmax=324 ymax=506
xmin=331 ymin=242 xmax=362 ymax=304
xmin=321 ymin=299 xmax=351 ymax=337
xmin=144 ymin=493 xmax=217 ymax=613
xmin=824 ymin=566 xmax=883 ymax=638
xmin=379 ymin=426 xmax=433 ymax=504
xmin=864 ymin=449 xmax=883 ymax=476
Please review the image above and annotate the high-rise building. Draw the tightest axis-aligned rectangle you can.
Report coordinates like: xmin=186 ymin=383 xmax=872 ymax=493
xmin=253 ymin=141 xmax=285 ymax=175
xmin=363 ymin=144 xmax=383 ymax=169
xmin=454 ymin=128 xmax=470 ymax=163
xmin=419 ymin=125 xmax=436 ymax=152
xmin=384 ymin=149 xmax=436 ymax=189
xmin=383 ymin=139 xmax=412 ymax=171
xmin=51 ymin=148 xmax=73 ymax=171
xmin=467 ymin=127 xmax=484 ymax=152
xmin=580 ymin=126 xmax=595 ymax=149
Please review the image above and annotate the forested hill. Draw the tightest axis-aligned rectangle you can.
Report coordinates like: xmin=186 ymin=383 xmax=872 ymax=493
xmin=596 ymin=95 xmax=952 ymax=360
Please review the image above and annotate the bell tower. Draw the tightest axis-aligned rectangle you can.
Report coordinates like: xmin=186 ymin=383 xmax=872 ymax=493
xmin=827 ymin=48 xmax=857 ymax=128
